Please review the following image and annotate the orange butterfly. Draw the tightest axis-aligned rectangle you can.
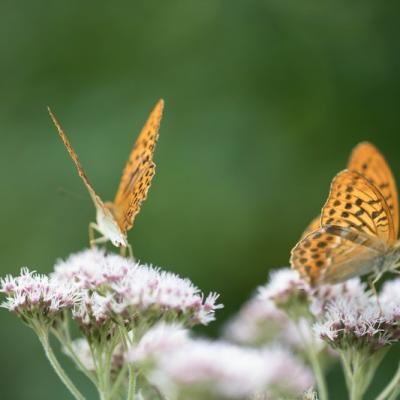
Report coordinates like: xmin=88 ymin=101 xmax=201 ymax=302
xmin=291 ymin=142 xmax=400 ymax=286
xmin=49 ymin=99 xmax=164 ymax=254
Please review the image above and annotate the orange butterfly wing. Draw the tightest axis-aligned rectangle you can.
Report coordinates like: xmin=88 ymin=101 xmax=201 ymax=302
xmin=112 ymin=99 xmax=164 ymax=232
xmin=348 ymin=141 xmax=399 ymax=237
xmin=302 ymin=142 xmax=398 ymax=240
xmin=300 ymin=216 xmax=321 ymax=239
xmin=321 ymin=169 xmax=396 ymax=245
xmin=48 ymin=107 xmax=108 ymax=214
xmin=291 ymin=227 xmax=383 ymax=285
xmin=291 ymin=169 xmax=394 ymax=285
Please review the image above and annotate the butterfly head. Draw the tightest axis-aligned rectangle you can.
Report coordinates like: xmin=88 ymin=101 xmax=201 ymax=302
xmin=96 ymin=206 xmax=128 ymax=248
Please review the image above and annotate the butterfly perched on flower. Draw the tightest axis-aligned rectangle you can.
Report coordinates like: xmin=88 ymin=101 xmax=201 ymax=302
xmin=291 ymin=142 xmax=400 ymax=286
xmin=48 ymin=99 xmax=164 ymax=254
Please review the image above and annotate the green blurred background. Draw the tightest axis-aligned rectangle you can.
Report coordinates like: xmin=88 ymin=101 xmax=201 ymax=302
xmin=1 ymin=0 xmax=400 ymax=398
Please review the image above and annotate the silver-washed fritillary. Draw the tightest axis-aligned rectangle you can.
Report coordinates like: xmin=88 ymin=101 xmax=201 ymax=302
xmin=291 ymin=142 xmax=400 ymax=285
xmin=48 ymin=99 xmax=164 ymax=254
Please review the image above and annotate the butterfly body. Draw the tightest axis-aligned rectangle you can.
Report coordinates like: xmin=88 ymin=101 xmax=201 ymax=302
xmin=95 ymin=204 xmax=127 ymax=248
xmin=49 ymin=99 xmax=164 ymax=251
xmin=291 ymin=142 xmax=400 ymax=286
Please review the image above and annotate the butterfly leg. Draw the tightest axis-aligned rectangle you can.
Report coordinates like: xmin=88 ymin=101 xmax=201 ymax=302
xmin=368 ymin=273 xmax=383 ymax=312
xmin=89 ymin=222 xmax=95 ymax=246
xmin=127 ymin=243 xmax=134 ymax=260
xmin=392 ymin=252 xmax=400 ymax=273
xmin=120 ymin=244 xmax=135 ymax=260
xmin=89 ymin=222 xmax=107 ymax=248
xmin=368 ymin=276 xmax=378 ymax=296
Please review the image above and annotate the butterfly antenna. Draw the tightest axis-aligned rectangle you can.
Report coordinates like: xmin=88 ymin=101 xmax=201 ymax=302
xmin=57 ymin=186 xmax=87 ymax=201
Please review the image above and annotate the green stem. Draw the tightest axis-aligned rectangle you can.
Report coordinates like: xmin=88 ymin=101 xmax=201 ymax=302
xmin=308 ymin=344 xmax=329 ymax=400
xmin=95 ymin=342 xmax=110 ymax=400
xmin=296 ymin=320 xmax=328 ymax=400
xmin=339 ymin=351 xmax=352 ymax=392
xmin=127 ymin=366 xmax=137 ymax=400
xmin=341 ymin=347 xmax=387 ymax=400
xmin=350 ymin=352 xmax=363 ymax=400
xmin=388 ymin=386 xmax=400 ymax=400
xmin=110 ymin=363 xmax=128 ymax=399
xmin=36 ymin=329 xmax=85 ymax=400
xmin=92 ymin=333 xmax=121 ymax=400
xmin=376 ymin=362 xmax=400 ymax=400
xmin=51 ymin=328 xmax=97 ymax=385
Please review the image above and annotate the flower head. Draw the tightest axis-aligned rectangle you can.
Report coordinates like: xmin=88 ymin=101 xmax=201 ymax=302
xmin=53 ymin=249 xmax=223 ymax=331
xmin=224 ymin=292 xmax=289 ymax=346
xmin=314 ymin=287 xmax=400 ymax=351
xmin=258 ymin=268 xmax=310 ymax=319
xmin=148 ymin=340 xmax=270 ymax=399
xmin=0 ymin=267 xmax=80 ymax=321
xmin=128 ymin=322 xmax=188 ymax=365
xmin=133 ymin=323 xmax=314 ymax=399
xmin=260 ymin=346 xmax=314 ymax=398
xmin=379 ymin=278 xmax=400 ymax=319
xmin=310 ymin=278 xmax=366 ymax=317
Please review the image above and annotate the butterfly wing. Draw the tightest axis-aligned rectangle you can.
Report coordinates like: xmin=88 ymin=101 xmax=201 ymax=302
xmin=112 ymin=99 xmax=164 ymax=232
xmin=48 ymin=108 xmax=108 ymax=214
xmin=301 ymin=142 xmax=398 ymax=241
xmin=301 ymin=216 xmax=321 ymax=239
xmin=291 ymin=227 xmax=385 ymax=285
xmin=291 ymin=168 xmax=394 ymax=285
xmin=348 ymin=141 xmax=399 ymax=237
xmin=321 ymin=169 xmax=396 ymax=245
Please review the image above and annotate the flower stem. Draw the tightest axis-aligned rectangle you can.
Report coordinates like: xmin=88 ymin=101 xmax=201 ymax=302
xmin=339 ymin=351 xmax=352 ymax=392
xmin=110 ymin=363 xmax=128 ymax=399
xmin=94 ymin=342 xmax=111 ymax=400
xmin=388 ymin=386 xmax=400 ymax=400
xmin=350 ymin=351 xmax=364 ymax=400
xmin=341 ymin=347 xmax=387 ymax=400
xmin=296 ymin=320 xmax=328 ymax=400
xmin=51 ymin=328 xmax=97 ymax=385
xmin=308 ymin=344 xmax=329 ymax=400
xmin=36 ymin=330 xmax=85 ymax=400
xmin=127 ymin=366 xmax=137 ymax=400
xmin=376 ymin=362 xmax=400 ymax=400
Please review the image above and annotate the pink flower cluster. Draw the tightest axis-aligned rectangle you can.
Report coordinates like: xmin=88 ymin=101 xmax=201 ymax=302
xmin=129 ymin=323 xmax=314 ymax=399
xmin=52 ymin=249 xmax=223 ymax=328
xmin=314 ymin=278 xmax=400 ymax=350
xmin=1 ymin=267 xmax=80 ymax=318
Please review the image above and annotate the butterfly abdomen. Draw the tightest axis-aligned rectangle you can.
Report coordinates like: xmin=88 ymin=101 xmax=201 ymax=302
xmin=95 ymin=205 xmax=127 ymax=248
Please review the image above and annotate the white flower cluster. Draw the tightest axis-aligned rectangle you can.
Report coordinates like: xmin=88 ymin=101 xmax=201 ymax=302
xmin=224 ymin=293 xmax=288 ymax=345
xmin=226 ymin=267 xmax=400 ymax=400
xmin=252 ymin=268 xmax=400 ymax=352
xmin=379 ymin=279 xmax=400 ymax=318
xmin=309 ymin=278 xmax=367 ymax=317
xmin=0 ymin=267 xmax=80 ymax=318
xmin=258 ymin=268 xmax=310 ymax=306
xmin=224 ymin=269 xmax=328 ymax=354
xmin=128 ymin=322 xmax=188 ymax=364
xmin=314 ymin=278 xmax=400 ymax=351
xmin=52 ymin=249 xmax=223 ymax=329
xmin=129 ymin=323 xmax=314 ymax=400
